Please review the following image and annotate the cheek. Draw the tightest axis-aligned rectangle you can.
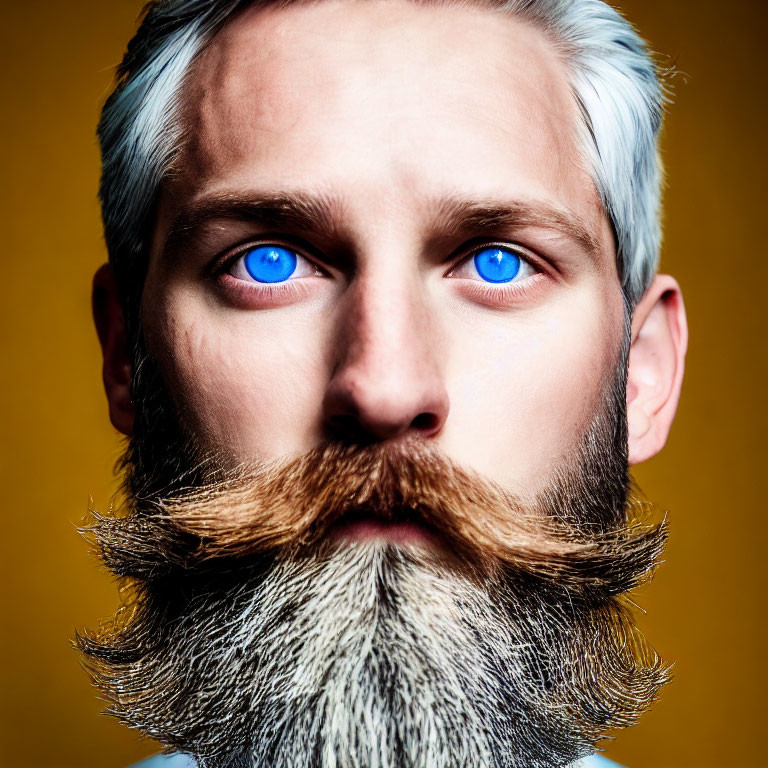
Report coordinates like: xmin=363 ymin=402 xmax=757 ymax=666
xmin=144 ymin=294 xmax=329 ymax=460
xmin=441 ymin=297 xmax=622 ymax=496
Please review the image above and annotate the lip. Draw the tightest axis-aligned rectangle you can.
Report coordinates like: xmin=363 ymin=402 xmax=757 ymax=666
xmin=330 ymin=508 xmax=440 ymax=547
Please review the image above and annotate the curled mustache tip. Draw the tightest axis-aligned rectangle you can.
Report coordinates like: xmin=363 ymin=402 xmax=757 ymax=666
xmin=84 ymin=442 xmax=668 ymax=597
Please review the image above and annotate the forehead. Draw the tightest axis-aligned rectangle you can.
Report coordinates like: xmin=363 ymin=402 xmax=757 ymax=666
xmin=173 ymin=0 xmax=604 ymax=240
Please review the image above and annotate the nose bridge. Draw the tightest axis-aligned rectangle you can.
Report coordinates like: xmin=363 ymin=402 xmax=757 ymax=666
xmin=348 ymin=270 xmax=424 ymax=374
xmin=323 ymin=258 xmax=449 ymax=442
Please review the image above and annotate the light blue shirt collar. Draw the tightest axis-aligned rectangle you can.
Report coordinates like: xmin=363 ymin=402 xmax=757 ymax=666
xmin=129 ymin=751 xmax=625 ymax=767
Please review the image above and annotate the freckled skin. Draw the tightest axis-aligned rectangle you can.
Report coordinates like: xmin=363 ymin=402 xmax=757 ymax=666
xmin=142 ymin=0 xmax=626 ymax=495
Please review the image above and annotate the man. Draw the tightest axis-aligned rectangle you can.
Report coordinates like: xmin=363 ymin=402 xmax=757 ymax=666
xmin=84 ymin=0 xmax=688 ymax=766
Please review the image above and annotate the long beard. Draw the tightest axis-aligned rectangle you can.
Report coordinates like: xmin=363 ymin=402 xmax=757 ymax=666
xmin=78 ymin=326 xmax=670 ymax=768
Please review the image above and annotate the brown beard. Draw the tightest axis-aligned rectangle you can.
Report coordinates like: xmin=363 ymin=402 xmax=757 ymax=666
xmin=78 ymin=326 xmax=670 ymax=768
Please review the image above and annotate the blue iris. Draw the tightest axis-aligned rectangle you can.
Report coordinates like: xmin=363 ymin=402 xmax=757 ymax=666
xmin=243 ymin=245 xmax=298 ymax=283
xmin=473 ymin=247 xmax=521 ymax=283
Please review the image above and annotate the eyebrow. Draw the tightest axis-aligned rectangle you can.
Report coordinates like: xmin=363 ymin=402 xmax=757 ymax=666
xmin=162 ymin=189 xmax=601 ymax=262
xmin=162 ymin=191 xmax=346 ymax=259
xmin=428 ymin=195 xmax=602 ymax=259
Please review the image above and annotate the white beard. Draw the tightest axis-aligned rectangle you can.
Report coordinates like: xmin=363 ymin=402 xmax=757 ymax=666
xmin=182 ymin=543 xmax=588 ymax=768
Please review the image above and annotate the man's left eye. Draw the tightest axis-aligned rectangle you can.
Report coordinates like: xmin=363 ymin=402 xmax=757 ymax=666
xmin=451 ymin=246 xmax=537 ymax=284
xmin=229 ymin=245 xmax=319 ymax=283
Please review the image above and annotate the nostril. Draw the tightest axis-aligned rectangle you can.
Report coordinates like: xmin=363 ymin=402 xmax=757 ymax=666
xmin=328 ymin=414 xmax=377 ymax=444
xmin=411 ymin=412 xmax=439 ymax=433
xmin=326 ymin=411 xmax=441 ymax=444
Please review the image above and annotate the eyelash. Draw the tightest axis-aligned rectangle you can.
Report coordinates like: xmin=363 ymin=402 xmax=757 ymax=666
xmin=215 ymin=239 xmax=544 ymax=304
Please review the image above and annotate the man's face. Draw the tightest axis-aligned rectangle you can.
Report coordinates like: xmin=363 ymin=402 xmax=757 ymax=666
xmin=84 ymin=5 xmax=679 ymax=763
xmin=142 ymin=0 xmax=626 ymax=499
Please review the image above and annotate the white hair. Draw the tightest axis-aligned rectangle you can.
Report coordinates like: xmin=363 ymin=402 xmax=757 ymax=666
xmin=99 ymin=0 xmax=666 ymax=317
xmin=82 ymin=541 xmax=611 ymax=767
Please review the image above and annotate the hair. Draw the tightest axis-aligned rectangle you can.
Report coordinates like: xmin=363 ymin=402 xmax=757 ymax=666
xmin=79 ymin=325 xmax=669 ymax=766
xmin=99 ymin=0 xmax=666 ymax=334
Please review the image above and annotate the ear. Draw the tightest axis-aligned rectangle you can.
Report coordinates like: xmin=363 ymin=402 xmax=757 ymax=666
xmin=626 ymin=274 xmax=688 ymax=465
xmin=92 ymin=263 xmax=134 ymax=436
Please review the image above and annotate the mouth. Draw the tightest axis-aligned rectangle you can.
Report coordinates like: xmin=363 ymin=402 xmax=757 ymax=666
xmin=330 ymin=506 xmax=440 ymax=548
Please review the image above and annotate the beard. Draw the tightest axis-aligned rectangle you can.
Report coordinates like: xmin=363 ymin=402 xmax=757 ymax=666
xmin=78 ymin=322 xmax=669 ymax=768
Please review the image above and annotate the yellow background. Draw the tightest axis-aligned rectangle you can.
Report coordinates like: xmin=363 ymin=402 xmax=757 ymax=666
xmin=1 ymin=1 xmax=765 ymax=766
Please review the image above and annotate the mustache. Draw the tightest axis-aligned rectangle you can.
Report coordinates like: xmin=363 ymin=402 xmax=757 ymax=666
xmin=87 ymin=440 xmax=666 ymax=598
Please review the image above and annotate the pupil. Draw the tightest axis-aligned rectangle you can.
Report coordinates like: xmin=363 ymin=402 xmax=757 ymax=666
xmin=474 ymin=248 xmax=521 ymax=284
xmin=244 ymin=246 xmax=298 ymax=283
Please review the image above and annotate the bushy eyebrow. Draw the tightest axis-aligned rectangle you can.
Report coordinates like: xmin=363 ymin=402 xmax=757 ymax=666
xmin=162 ymin=191 xmax=346 ymax=259
xmin=161 ymin=189 xmax=601 ymax=262
xmin=428 ymin=195 xmax=602 ymax=259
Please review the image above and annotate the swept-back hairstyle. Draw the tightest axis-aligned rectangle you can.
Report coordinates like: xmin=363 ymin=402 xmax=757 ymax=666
xmin=99 ymin=0 xmax=666 ymax=333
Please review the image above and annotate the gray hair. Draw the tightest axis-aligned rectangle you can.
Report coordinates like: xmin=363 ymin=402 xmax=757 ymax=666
xmin=99 ymin=0 xmax=666 ymax=323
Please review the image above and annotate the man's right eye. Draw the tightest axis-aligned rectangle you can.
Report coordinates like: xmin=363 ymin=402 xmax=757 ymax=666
xmin=229 ymin=244 xmax=320 ymax=284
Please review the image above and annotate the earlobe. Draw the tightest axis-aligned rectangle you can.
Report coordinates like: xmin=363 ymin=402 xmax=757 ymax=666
xmin=626 ymin=274 xmax=688 ymax=465
xmin=92 ymin=264 xmax=134 ymax=436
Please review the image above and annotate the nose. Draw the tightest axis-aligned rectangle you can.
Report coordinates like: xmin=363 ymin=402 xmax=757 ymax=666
xmin=322 ymin=275 xmax=449 ymax=444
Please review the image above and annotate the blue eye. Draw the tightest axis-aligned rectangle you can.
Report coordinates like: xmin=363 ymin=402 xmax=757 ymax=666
xmin=473 ymin=247 xmax=521 ymax=283
xmin=243 ymin=245 xmax=298 ymax=283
